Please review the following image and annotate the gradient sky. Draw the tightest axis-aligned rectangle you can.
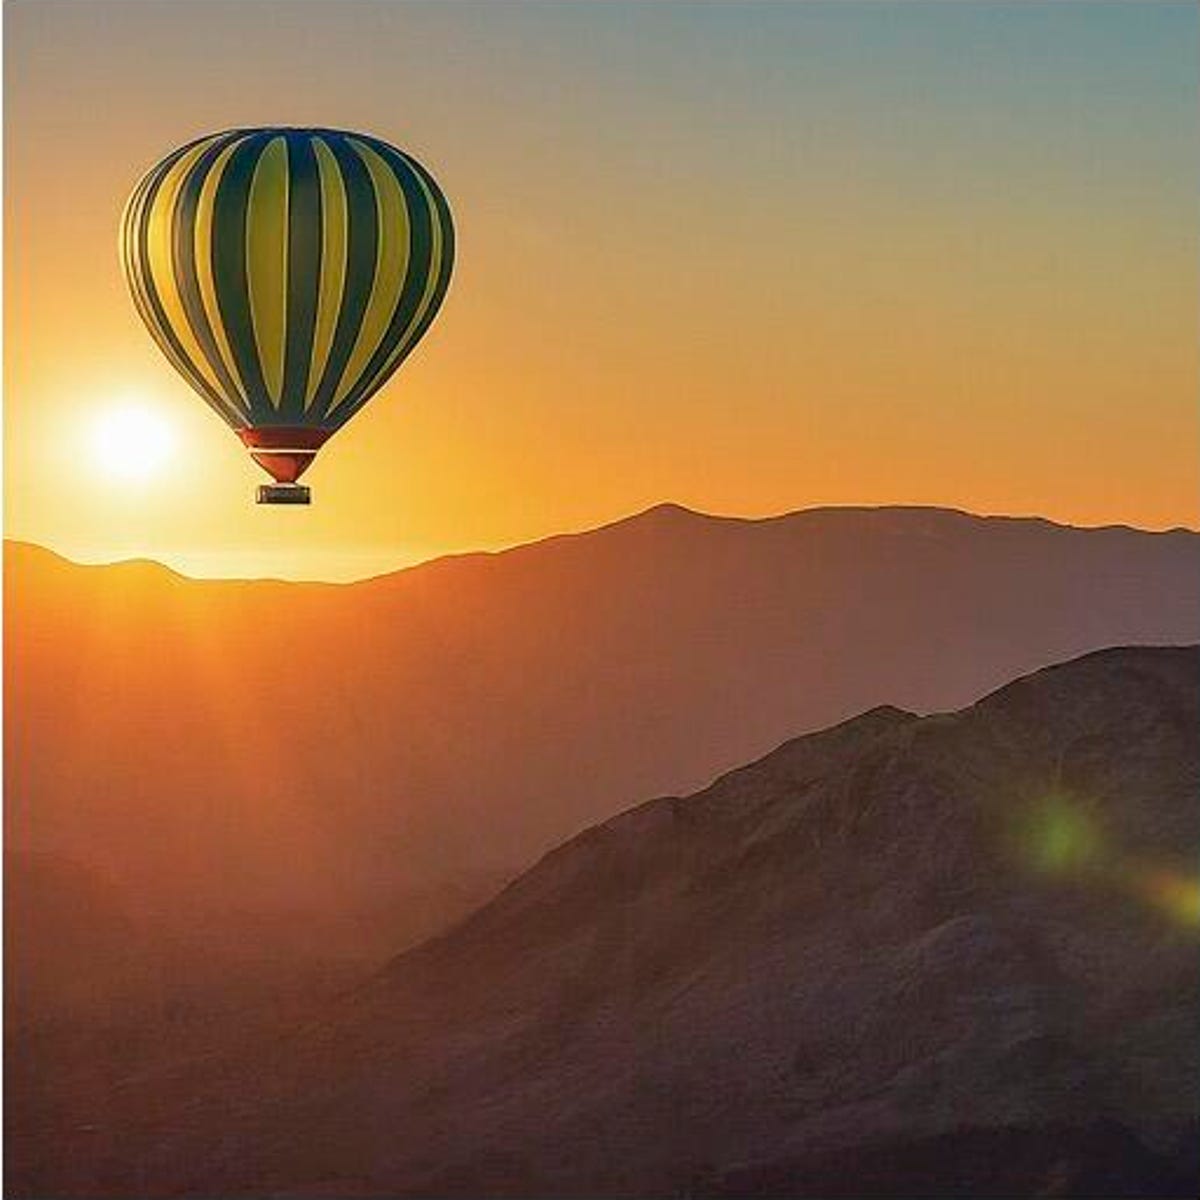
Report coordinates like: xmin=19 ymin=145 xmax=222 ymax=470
xmin=5 ymin=0 xmax=1197 ymax=579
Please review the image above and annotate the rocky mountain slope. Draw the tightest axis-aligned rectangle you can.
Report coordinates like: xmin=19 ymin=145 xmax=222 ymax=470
xmin=11 ymin=645 xmax=1196 ymax=1198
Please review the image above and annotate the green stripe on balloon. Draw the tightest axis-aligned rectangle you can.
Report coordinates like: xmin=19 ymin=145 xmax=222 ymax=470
xmin=279 ymin=133 xmax=323 ymax=422
xmin=328 ymin=139 xmax=435 ymax=423
xmin=306 ymin=134 xmax=379 ymax=424
xmin=342 ymin=141 xmax=455 ymax=423
xmin=135 ymin=143 xmax=240 ymax=424
xmin=211 ymin=132 xmax=274 ymax=421
xmin=172 ymin=134 xmax=253 ymax=424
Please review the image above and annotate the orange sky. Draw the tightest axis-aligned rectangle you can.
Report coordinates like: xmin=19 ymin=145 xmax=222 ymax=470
xmin=5 ymin=1 xmax=1197 ymax=579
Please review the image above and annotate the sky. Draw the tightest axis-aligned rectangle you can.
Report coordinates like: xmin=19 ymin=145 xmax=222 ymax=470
xmin=5 ymin=0 xmax=1197 ymax=580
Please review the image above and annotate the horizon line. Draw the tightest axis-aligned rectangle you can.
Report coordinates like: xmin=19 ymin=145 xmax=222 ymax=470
xmin=6 ymin=499 xmax=1199 ymax=587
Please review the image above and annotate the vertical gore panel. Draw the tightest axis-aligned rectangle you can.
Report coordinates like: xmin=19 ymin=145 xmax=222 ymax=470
xmin=194 ymin=136 xmax=253 ymax=414
xmin=145 ymin=137 xmax=229 ymax=400
xmin=305 ymin=137 xmax=348 ymax=411
xmin=327 ymin=138 xmax=411 ymax=413
xmin=245 ymin=136 xmax=290 ymax=409
xmin=279 ymin=133 xmax=322 ymax=421
xmin=211 ymin=134 xmax=273 ymax=418
xmin=305 ymin=135 xmax=378 ymax=421
xmin=172 ymin=134 xmax=254 ymax=424
xmin=335 ymin=141 xmax=453 ymax=422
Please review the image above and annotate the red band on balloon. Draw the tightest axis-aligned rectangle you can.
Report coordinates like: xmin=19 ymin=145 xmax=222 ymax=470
xmin=239 ymin=427 xmax=333 ymax=451
xmin=239 ymin=428 xmax=333 ymax=484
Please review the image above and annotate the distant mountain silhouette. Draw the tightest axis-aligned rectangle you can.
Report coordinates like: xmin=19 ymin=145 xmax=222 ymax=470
xmin=12 ymin=645 xmax=1196 ymax=1198
xmin=7 ymin=505 xmax=1197 ymax=938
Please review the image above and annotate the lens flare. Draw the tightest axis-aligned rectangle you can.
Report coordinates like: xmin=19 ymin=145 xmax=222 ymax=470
xmin=1127 ymin=865 xmax=1200 ymax=927
xmin=1023 ymin=797 xmax=1103 ymax=875
xmin=1016 ymin=796 xmax=1199 ymax=931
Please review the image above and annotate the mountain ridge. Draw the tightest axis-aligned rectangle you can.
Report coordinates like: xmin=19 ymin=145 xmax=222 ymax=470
xmin=374 ymin=642 xmax=1198 ymax=981
xmin=7 ymin=500 xmax=1198 ymax=586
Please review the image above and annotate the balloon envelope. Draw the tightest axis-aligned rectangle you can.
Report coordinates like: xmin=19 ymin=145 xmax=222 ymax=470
xmin=120 ymin=127 xmax=455 ymax=488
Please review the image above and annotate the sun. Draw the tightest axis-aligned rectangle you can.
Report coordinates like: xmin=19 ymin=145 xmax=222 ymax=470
xmin=91 ymin=404 xmax=176 ymax=483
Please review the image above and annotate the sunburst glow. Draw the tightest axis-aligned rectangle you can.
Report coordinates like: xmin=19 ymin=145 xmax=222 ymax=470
xmin=91 ymin=404 xmax=176 ymax=484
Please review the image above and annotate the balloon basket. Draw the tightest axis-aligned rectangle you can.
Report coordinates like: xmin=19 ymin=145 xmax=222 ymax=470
xmin=257 ymin=483 xmax=311 ymax=506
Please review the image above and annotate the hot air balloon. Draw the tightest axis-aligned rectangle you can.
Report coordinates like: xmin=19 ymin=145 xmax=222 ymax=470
xmin=120 ymin=127 xmax=455 ymax=503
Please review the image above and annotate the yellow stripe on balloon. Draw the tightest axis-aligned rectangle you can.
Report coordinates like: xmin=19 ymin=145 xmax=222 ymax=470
xmin=123 ymin=145 xmax=183 ymax=319
xmin=355 ymin=166 xmax=444 ymax=405
xmin=120 ymin=169 xmax=156 ymax=332
xmin=125 ymin=171 xmax=201 ymax=400
xmin=195 ymin=135 xmax=252 ymax=412
xmin=245 ymin=135 xmax=290 ymax=409
xmin=305 ymin=136 xmax=348 ymax=409
xmin=327 ymin=138 xmax=411 ymax=414
xmin=144 ymin=136 xmax=231 ymax=404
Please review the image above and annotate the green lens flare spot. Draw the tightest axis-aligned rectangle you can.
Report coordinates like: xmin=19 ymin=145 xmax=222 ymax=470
xmin=1022 ymin=797 xmax=1103 ymax=875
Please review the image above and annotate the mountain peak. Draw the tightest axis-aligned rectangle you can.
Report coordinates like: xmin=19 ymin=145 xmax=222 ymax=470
xmin=602 ymin=500 xmax=726 ymax=531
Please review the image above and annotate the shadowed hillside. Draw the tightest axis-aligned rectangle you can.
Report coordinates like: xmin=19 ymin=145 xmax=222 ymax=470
xmin=9 ymin=645 xmax=1197 ymax=1197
